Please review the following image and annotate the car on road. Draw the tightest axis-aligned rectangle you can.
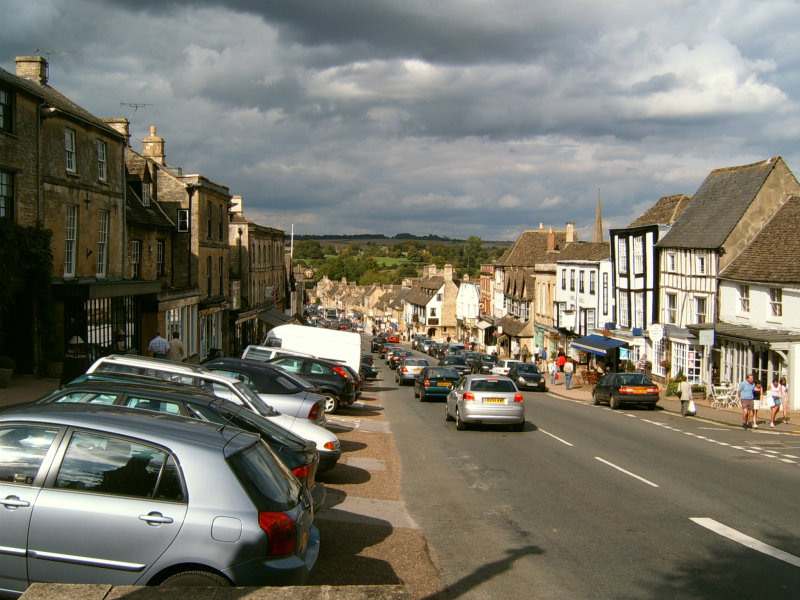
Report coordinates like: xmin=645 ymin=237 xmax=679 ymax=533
xmin=445 ymin=374 xmax=525 ymax=431
xmin=490 ymin=359 xmax=523 ymax=375
xmin=386 ymin=333 xmax=400 ymax=343
xmin=413 ymin=367 xmax=460 ymax=402
xmin=470 ymin=353 xmax=498 ymax=374
xmin=0 ymin=402 xmax=319 ymax=594
xmin=388 ymin=349 xmax=412 ymax=370
xmin=395 ymin=357 xmax=430 ymax=385
xmin=370 ymin=337 xmax=386 ymax=353
xmin=507 ymin=363 xmax=547 ymax=392
xmin=592 ymin=372 xmax=660 ymax=409
xmin=438 ymin=355 xmax=471 ymax=376
xmin=265 ymin=355 xmax=356 ymax=414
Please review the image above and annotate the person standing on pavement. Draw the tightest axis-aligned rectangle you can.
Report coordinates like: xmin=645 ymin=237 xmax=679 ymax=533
xmin=738 ymin=373 xmax=756 ymax=430
xmin=678 ymin=378 xmax=693 ymax=417
xmin=548 ymin=359 xmax=557 ymax=386
xmin=767 ymin=378 xmax=782 ymax=428
xmin=521 ymin=345 xmax=529 ymax=363
xmin=533 ymin=344 xmax=541 ymax=364
xmin=636 ymin=354 xmax=647 ymax=375
xmin=166 ymin=331 xmax=184 ymax=362
xmin=752 ymin=379 xmax=764 ymax=429
xmin=780 ymin=377 xmax=789 ymax=423
xmin=564 ymin=359 xmax=574 ymax=390
xmin=147 ymin=331 xmax=170 ymax=359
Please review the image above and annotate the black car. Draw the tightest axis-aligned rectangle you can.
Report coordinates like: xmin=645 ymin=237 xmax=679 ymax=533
xmin=360 ymin=362 xmax=378 ymax=379
xmin=471 ymin=353 xmax=499 ymax=374
xmin=371 ymin=336 xmax=386 ymax=353
xmin=36 ymin=379 xmax=329 ymax=506
xmin=413 ymin=367 xmax=460 ymax=402
xmin=507 ymin=363 xmax=547 ymax=391
xmin=266 ymin=355 xmax=356 ymax=414
xmin=438 ymin=355 xmax=471 ymax=376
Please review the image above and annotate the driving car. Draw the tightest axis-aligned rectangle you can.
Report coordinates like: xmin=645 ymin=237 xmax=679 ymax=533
xmin=470 ymin=353 xmax=499 ymax=374
xmin=507 ymin=362 xmax=547 ymax=392
xmin=265 ymin=355 xmax=356 ymax=414
xmin=388 ymin=349 xmax=412 ymax=370
xmin=371 ymin=337 xmax=386 ymax=353
xmin=35 ymin=379 xmax=329 ymax=504
xmin=413 ymin=367 xmax=460 ymax=402
xmin=490 ymin=359 xmax=523 ymax=375
xmin=445 ymin=374 xmax=525 ymax=431
xmin=0 ymin=402 xmax=319 ymax=594
xmin=395 ymin=357 xmax=430 ymax=385
xmin=592 ymin=372 xmax=660 ymax=409
xmin=386 ymin=333 xmax=400 ymax=343
xmin=438 ymin=355 xmax=471 ymax=376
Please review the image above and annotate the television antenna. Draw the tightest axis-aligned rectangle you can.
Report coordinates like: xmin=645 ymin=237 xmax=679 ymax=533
xmin=120 ymin=102 xmax=152 ymax=121
xmin=33 ymin=48 xmax=78 ymax=56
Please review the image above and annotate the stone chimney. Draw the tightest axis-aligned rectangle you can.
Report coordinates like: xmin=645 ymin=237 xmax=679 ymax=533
xmin=230 ymin=195 xmax=243 ymax=214
xmin=566 ymin=222 xmax=576 ymax=244
xmin=423 ymin=264 xmax=436 ymax=278
xmin=104 ymin=118 xmax=130 ymax=146
xmin=15 ymin=56 xmax=48 ymax=85
xmin=547 ymin=227 xmax=556 ymax=251
xmin=539 ymin=222 xmax=544 ymax=230
xmin=443 ymin=264 xmax=454 ymax=280
xmin=142 ymin=126 xmax=166 ymax=164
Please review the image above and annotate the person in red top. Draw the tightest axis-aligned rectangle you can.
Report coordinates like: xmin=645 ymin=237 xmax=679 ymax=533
xmin=556 ymin=350 xmax=566 ymax=371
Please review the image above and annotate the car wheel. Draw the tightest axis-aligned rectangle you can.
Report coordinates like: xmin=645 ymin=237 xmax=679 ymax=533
xmin=160 ymin=571 xmax=231 ymax=587
xmin=413 ymin=385 xmax=419 ymax=398
xmin=445 ymin=403 xmax=454 ymax=421
xmin=592 ymin=392 xmax=600 ymax=405
xmin=513 ymin=420 xmax=525 ymax=432
xmin=647 ymin=402 xmax=657 ymax=410
xmin=609 ymin=393 xmax=620 ymax=409
xmin=420 ymin=389 xmax=426 ymax=402
xmin=323 ymin=394 xmax=340 ymax=414
xmin=456 ymin=408 xmax=467 ymax=430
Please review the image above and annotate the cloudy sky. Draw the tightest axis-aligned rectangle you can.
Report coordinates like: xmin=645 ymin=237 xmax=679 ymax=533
xmin=3 ymin=1 xmax=799 ymax=241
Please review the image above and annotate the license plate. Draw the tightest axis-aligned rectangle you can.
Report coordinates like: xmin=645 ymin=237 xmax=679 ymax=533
xmin=485 ymin=398 xmax=505 ymax=403
xmin=632 ymin=389 xmax=648 ymax=394
xmin=437 ymin=382 xmax=451 ymax=387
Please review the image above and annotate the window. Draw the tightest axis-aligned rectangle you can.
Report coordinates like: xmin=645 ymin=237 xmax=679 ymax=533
xmin=589 ymin=271 xmax=596 ymax=295
xmin=618 ymin=293 xmax=629 ymax=327
xmin=65 ymin=128 xmax=76 ymax=173
xmin=436 ymin=293 xmax=443 ymax=301
xmin=634 ymin=293 xmax=644 ymax=329
xmin=0 ymin=425 xmax=58 ymax=485
xmin=569 ymin=269 xmax=575 ymax=292
xmin=0 ymin=87 xmax=12 ymax=133
xmin=602 ymin=273 xmax=608 ymax=315
xmin=667 ymin=253 xmax=676 ymax=272
xmin=97 ymin=140 xmax=107 ymax=181
xmin=97 ymin=210 xmax=109 ymax=277
xmin=430 ymin=307 xmax=437 ymax=317
xmin=177 ymin=209 xmax=189 ymax=232
xmin=131 ymin=240 xmax=141 ymax=278
xmin=561 ymin=269 xmax=566 ymax=290
xmin=64 ymin=204 xmax=78 ymax=277
xmin=665 ymin=293 xmax=677 ymax=324
xmin=739 ymin=285 xmax=750 ymax=313
xmin=207 ymin=200 xmax=212 ymax=238
xmin=633 ymin=236 xmax=644 ymax=274
xmin=219 ymin=203 xmax=224 ymax=239
xmin=207 ymin=256 xmax=212 ymax=296
xmin=696 ymin=255 xmax=706 ymax=275
xmin=770 ymin=288 xmax=783 ymax=318
xmin=0 ymin=168 xmax=12 ymax=219
xmin=617 ymin=239 xmax=628 ymax=273
xmin=141 ymin=182 xmax=151 ymax=207
xmin=156 ymin=240 xmax=165 ymax=275
xmin=695 ymin=297 xmax=707 ymax=324
xmin=219 ymin=256 xmax=224 ymax=296
xmin=585 ymin=308 xmax=596 ymax=333
xmin=579 ymin=271 xmax=585 ymax=294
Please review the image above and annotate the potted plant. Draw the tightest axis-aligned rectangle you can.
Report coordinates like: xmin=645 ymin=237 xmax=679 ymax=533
xmin=0 ymin=356 xmax=15 ymax=387
xmin=43 ymin=348 xmax=64 ymax=379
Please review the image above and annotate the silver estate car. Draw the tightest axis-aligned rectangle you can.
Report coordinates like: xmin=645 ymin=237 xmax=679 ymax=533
xmin=395 ymin=357 xmax=430 ymax=385
xmin=0 ymin=403 xmax=319 ymax=597
xmin=445 ymin=374 xmax=525 ymax=432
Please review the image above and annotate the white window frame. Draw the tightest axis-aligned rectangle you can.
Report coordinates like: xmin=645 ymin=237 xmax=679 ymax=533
xmin=633 ymin=236 xmax=644 ymax=274
xmin=770 ymin=288 xmax=783 ymax=318
xmin=667 ymin=253 xmax=676 ymax=272
xmin=64 ymin=204 xmax=77 ymax=277
xmin=131 ymin=240 xmax=141 ymax=278
xmin=697 ymin=255 xmax=706 ymax=275
xmin=589 ymin=271 xmax=596 ymax=295
xmin=97 ymin=140 xmax=107 ymax=181
xmin=739 ymin=284 xmax=750 ymax=313
xmin=65 ymin=128 xmax=76 ymax=173
xmin=617 ymin=238 xmax=628 ymax=274
xmin=618 ymin=293 xmax=629 ymax=328
xmin=0 ymin=168 xmax=12 ymax=219
xmin=156 ymin=240 xmax=164 ymax=275
xmin=97 ymin=210 xmax=109 ymax=277
xmin=665 ymin=292 xmax=677 ymax=324
xmin=695 ymin=296 xmax=707 ymax=324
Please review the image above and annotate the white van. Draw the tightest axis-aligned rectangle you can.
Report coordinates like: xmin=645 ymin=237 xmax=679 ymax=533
xmin=264 ymin=324 xmax=362 ymax=372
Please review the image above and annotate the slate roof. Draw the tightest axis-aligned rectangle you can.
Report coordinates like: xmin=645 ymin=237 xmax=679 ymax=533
xmin=720 ymin=196 xmax=800 ymax=284
xmin=405 ymin=276 xmax=445 ymax=306
xmin=556 ymin=242 xmax=610 ymax=262
xmin=628 ymin=195 xmax=692 ymax=228
xmin=657 ymin=157 xmax=782 ymax=250
xmin=496 ymin=229 xmax=568 ymax=266
xmin=125 ymin=188 xmax=175 ymax=230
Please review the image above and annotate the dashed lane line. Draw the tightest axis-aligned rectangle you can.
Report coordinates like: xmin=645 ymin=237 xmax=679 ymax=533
xmin=691 ymin=518 xmax=800 ymax=568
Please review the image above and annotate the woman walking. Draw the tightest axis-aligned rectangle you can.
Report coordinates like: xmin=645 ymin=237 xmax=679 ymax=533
xmin=780 ymin=377 xmax=789 ymax=423
xmin=767 ymin=378 xmax=782 ymax=428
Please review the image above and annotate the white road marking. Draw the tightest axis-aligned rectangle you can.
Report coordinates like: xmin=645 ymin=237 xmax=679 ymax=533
xmin=539 ymin=429 xmax=574 ymax=446
xmin=594 ymin=457 xmax=659 ymax=488
xmin=691 ymin=518 xmax=800 ymax=568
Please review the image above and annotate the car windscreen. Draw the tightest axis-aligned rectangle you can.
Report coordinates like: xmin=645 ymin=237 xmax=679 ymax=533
xmin=233 ymin=381 xmax=279 ymax=416
xmin=517 ymin=364 xmax=541 ymax=373
xmin=470 ymin=379 xmax=517 ymax=392
xmin=228 ymin=440 xmax=302 ymax=511
xmin=618 ymin=374 xmax=653 ymax=385
xmin=443 ymin=357 xmax=467 ymax=365
xmin=427 ymin=368 xmax=459 ymax=379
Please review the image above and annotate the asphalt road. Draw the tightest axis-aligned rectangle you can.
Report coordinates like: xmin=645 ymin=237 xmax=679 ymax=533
xmin=376 ymin=346 xmax=800 ymax=600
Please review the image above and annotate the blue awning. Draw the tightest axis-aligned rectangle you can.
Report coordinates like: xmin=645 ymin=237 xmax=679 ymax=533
xmin=570 ymin=334 xmax=627 ymax=356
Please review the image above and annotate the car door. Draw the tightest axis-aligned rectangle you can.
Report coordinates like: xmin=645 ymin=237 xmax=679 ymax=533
xmin=0 ymin=424 xmax=61 ymax=595
xmin=595 ymin=374 xmax=615 ymax=402
xmin=27 ymin=429 xmax=188 ymax=586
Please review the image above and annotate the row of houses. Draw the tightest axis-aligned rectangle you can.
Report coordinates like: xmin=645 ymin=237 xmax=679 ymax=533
xmin=313 ymin=157 xmax=800 ymax=409
xmin=0 ymin=55 xmax=297 ymax=373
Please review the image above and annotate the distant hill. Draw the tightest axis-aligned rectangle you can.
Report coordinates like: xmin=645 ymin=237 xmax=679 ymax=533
xmin=290 ymin=233 xmax=512 ymax=246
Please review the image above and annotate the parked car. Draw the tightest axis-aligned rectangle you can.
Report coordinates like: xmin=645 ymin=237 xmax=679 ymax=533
xmin=471 ymin=353 xmax=499 ymax=374
xmin=445 ymin=374 xmax=525 ymax=431
xmin=360 ymin=362 xmax=378 ymax=380
xmin=438 ymin=355 xmax=471 ymax=376
xmin=241 ymin=345 xmax=316 ymax=362
xmin=413 ymin=367 xmax=460 ymax=402
xmin=84 ymin=355 xmax=340 ymax=464
xmin=265 ymin=356 xmax=356 ymax=414
xmin=0 ymin=402 xmax=319 ymax=594
xmin=35 ymin=379 xmax=330 ymax=503
xmin=491 ymin=359 xmax=523 ymax=375
xmin=388 ymin=349 xmax=412 ymax=370
xmin=395 ymin=357 xmax=430 ymax=385
xmin=201 ymin=357 xmax=327 ymax=426
xmin=507 ymin=362 xmax=547 ymax=392
xmin=592 ymin=372 xmax=660 ymax=409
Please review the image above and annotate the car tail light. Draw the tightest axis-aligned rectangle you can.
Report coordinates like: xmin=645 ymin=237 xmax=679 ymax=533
xmin=323 ymin=441 xmax=337 ymax=451
xmin=401 ymin=366 xmax=408 ymax=373
xmin=423 ymin=379 xmax=431 ymax=387
xmin=619 ymin=387 xmax=635 ymax=394
xmin=258 ymin=511 xmax=296 ymax=555
xmin=646 ymin=387 xmax=659 ymax=394
xmin=513 ymin=393 xmax=524 ymax=403
xmin=307 ymin=402 xmax=321 ymax=421
xmin=333 ymin=365 xmax=350 ymax=379
xmin=293 ymin=464 xmax=312 ymax=480
xmin=462 ymin=392 xmax=475 ymax=401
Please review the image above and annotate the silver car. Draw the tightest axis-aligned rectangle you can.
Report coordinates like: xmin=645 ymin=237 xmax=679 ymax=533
xmin=445 ymin=374 xmax=525 ymax=431
xmin=395 ymin=357 xmax=430 ymax=385
xmin=0 ymin=403 xmax=319 ymax=596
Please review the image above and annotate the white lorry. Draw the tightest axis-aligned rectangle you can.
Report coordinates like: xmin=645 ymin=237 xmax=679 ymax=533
xmin=264 ymin=324 xmax=362 ymax=372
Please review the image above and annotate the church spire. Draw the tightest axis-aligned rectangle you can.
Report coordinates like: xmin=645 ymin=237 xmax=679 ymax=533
xmin=593 ymin=190 xmax=604 ymax=243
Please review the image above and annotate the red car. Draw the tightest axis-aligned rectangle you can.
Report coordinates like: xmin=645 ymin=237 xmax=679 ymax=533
xmin=387 ymin=333 xmax=400 ymax=343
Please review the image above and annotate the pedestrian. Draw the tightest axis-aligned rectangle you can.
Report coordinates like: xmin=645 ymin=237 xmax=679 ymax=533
xmin=556 ymin=350 xmax=566 ymax=372
xmin=533 ymin=344 xmax=541 ymax=363
xmin=678 ymin=378 xmax=693 ymax=417
xmin=147 ymin=330 xmax=170 ymax=359
xmin=752 ymin=379 xmax=763 ymax=429
xmin=636 ymin=354 xmax=647 ymax=375
xmin=113 ymin=328 xmax=126 ymax=353
xmin=548 ymin=359 xmax=557 ymax=386
xmin=737 ymin=373 xmax=756 ymax=430
xmin=512 ymin=340 xmax=520 ymax=360
xmin=564 ymin=359 xmax=574 ymax=390
xmin=166 ymin=331 xmax=184 ymax=362
xmin=521 ymin=344 xmax=529 ymax=363
xmin=767 ymin=378 xmax=782 ymax=428
xmin=780 ymin=377 xmax=789 ymax=423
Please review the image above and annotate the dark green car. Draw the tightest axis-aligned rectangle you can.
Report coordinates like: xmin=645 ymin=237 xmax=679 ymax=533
xmin=413 ymin=367 xmax=461 ymax=402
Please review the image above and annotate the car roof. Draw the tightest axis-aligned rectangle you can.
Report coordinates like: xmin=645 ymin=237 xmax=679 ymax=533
xmin=49 ymin=379 xmax=221 ymax=402
xmin=88 ymin=354 xmax=242 ymax=386
xmin=0 ymin=402 xmax=258 ymax=453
